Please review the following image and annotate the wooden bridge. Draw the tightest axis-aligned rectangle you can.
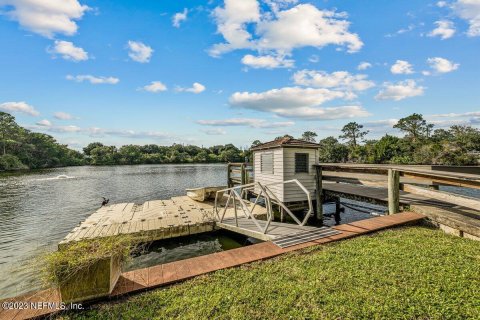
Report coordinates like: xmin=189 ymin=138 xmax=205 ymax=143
xmin=315 ymin=164 xmax=480 ymax=240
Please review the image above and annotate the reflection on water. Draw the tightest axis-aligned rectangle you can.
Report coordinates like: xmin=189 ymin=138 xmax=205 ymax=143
xmin=0 ymin=164 xmax=226 ymax=299
xmin=125 ymin=231 xmax=245 ymax=271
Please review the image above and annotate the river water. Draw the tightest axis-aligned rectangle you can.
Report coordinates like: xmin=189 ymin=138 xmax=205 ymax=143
xmin=0 ymin=164 xmax=227 ymax=299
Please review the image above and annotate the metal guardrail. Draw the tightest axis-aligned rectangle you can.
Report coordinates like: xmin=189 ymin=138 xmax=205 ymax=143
xmin=214 ymin=179 xmax=313 ymax=234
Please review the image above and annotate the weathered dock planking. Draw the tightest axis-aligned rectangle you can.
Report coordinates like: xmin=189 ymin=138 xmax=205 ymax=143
xmin=60 ymin=196 xmax=268 ymax=247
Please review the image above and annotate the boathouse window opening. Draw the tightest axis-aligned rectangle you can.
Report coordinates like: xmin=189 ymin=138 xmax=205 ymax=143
xmin=261 ymin=152 xmax=274 ymax=174
xmin=295 ymin=153 xmax=309 ymax=173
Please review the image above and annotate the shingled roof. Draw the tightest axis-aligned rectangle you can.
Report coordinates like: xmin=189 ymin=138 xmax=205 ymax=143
xmin=251 ymin=137 xmax=321 ymax=151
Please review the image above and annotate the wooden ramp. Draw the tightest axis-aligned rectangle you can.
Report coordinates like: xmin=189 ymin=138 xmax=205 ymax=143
xmin=217 ymin=217 xmax=341 ymax=246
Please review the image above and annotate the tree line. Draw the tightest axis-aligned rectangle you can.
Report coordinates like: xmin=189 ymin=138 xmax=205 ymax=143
xmin=0 ymin=112 xmax=246 ymax=171
xmin=258 ymin=113 xmax=479 ymax=166
xmin=1 ymin=111 xmax=479 ymax=171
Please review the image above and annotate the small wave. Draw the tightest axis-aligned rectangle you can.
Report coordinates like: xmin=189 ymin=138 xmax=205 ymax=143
xmin=34 ymin=175 xmax=76 ymax=181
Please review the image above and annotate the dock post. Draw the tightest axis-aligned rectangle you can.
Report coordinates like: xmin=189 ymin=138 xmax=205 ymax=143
xmin=227 ymin=163 xmax=232 ymax=188
xmin=388 ymin=169 xmax=400 ymax=214
xmin=315 ymin=165 xmax=324 ymax=224
xmin=334 ymin=197 xmax=343 ymax=225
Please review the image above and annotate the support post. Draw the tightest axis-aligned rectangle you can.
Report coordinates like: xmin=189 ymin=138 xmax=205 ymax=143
xmin=334 ymin=197 xmax=342 ymax=225
xmin=388 ymin=169 xmax=400 ymax=214
xmin=315 ymin=165 xmax=323 ymax=224
xmin=227 ymin=163 xmax=232 ymax=188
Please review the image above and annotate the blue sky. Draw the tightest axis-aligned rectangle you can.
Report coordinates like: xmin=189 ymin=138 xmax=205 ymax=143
xmin=0 ymin=0 xmax=479 ymax=149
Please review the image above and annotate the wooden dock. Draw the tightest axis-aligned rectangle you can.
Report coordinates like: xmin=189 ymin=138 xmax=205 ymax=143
xmin=0 ymin=212 xmax=424 ymax=320
xmin=60 ymin=196 xmax=269 ymax=247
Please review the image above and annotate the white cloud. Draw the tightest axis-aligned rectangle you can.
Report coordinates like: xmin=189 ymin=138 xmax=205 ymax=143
xmin=197 ymin=118 xmax=295 ymax=128
xmin=210 ymin=1 xmax=362 ymax=61
xmin=229 ymin=87 xmax=369 ymax=120
xmin=292 ymin=70 xmax=375 ymax=91
xmin=437 ymin=1 xmax=448 ymax=7
xmin=172 ymin=8 xmax=188 ymax=28
xmin=428 ymin=20 xmax=456 ymax=39
xmin=0 ymin=0 xmax=89 ymax=38
xmin=308 ymin=55 xmax=319 ymax=63
xmin=390 ymin=60 xmax=414 ymax=74
xmin=201 ymin=128 xmax=227 ymax=135
xmin=48 ymin=40 xmax=88 ymax=61
xmin=48 ymin=125 xmax=82 ymax=133
xmin=127 ymin=41 xmax=153 ymax=63
xmin=141 ymin=81 xmax=167 ymax=93
xmin=0 ymin=101 xmax=39 ymax=116
xmin=375 ymin=80 xmax=425 ymax=101
xmin=176 ymin=82 xmax=206 ymax=94
xmin=427 ymin=57 xmax=460 ymax=73
xmin=36 ymin=119 xmax=52 ymax=126
xmin=357 ymin=62 xmax=372 ymax=70
xmin=241 ymin=54 xmax=294 ymax=69
xmin=429 ymin=111 xmax=480 ymax=118
xmin=54 ymin=112 xmax=75 ymax=120
xmin=66 ymin=74 xmax=119 ymax=84
xmin=452 ymin=0 xmax=480 ymax=36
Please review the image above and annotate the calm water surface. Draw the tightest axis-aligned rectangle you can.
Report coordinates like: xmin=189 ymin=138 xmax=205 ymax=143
xmin=0 ymin=164 xmax=227 ymax=299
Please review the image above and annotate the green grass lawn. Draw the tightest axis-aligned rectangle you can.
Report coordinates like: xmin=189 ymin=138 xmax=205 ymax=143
xmin=57 ymin=227 xmax=480 ymax=320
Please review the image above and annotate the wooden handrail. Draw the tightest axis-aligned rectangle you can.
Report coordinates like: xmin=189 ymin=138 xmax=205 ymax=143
xmin=316 ymin=164 xmax=480 ymax=190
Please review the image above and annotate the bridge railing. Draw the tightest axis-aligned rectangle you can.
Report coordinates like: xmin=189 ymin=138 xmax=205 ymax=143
xmin=214 ymin=179 xmax=313 ymax=234
xmin=315 ymin=164 xmax=480 ymax=215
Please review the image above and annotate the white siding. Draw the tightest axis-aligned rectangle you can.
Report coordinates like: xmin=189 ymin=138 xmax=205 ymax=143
xmin=282 ymin=148 xmax=318 ymax=202
xmin=253 ymin=148 xmax=285 ymax=201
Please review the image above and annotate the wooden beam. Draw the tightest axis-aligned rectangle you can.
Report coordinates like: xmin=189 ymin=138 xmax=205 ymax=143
xmin=315 ymin=165 xmax=323 ymax=224
xmin=403 ymin=184 xmax=480 ymax=211
xmin=388 ymin=169 xmax=400 ymax=214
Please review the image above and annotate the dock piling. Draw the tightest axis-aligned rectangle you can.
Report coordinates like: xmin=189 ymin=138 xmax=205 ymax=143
xmin=388 ymin=169 xmax=400 ymax=214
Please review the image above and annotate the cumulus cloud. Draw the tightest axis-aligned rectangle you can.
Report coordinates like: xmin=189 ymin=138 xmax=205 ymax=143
xmin=390 ymin=60 xmax=414 ymax=74
xmin=176 ymin=82 xmax=206 ymax=94
xmin=127 ymin=41 xmax=153 ymax=63
xmin=428 ymin=20 xmax=456 ymax=39
xmin=375 ymin=80 xmax=425 ymax=101
xmin=140 ymin=81 xmax=167 ymax=93
xmin=197 ymin=118 xmax=295 ymax=128
xmin=229 ymin=87 xmax=369 ymax=120
xmin=36 ymin=119 xmax=52 ymax=126
xmin=0 ymin=0 xmax=89 ymax=38
xmin=66 ymin=74 xmax=119 ymax=84
xmin=427 ymin=57 xmax=460 ymax=73
xmin=292 ymin=70 xmax=375 ymax=92
xmin=452 ymin=0 xmax=480 ymax=36
xmin=241 ymin=54 xmax=294 ymax=69
xmin=0 ymin=101 xmax=39 ymax=116
xmin=48 ymin=40 xmax=88 ymax=61
xmin=357 ymin=62 xmax=372 ymax=70
xmin=172 ymin=8 xmax=188 ymax=28
xmin=54 ymin=112 xmax=75 ymax=120
xmin=210 ymin=1 xmax=362 ymax=65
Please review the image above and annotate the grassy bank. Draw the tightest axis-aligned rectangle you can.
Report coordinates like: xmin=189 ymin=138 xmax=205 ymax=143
xmin=57 ymin=227 xmax=480 ymax=319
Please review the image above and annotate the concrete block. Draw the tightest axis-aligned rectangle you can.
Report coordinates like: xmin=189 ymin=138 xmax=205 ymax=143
xmin=439 ymin=224 xmax=462 ymax=237
xmin=60 ymin=255 xmax=121 ymax=303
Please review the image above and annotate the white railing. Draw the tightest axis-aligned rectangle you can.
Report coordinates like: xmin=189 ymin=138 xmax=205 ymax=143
xmin=214 ymin=179 xmax=313 ymax=234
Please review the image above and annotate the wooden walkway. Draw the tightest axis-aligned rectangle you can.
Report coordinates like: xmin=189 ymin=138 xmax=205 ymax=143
xmin=0 ymin=212 xmax=424 ymax=320
xmin=323 ymin=182 xmax=456 ymax=208
xmin=217 ymin=217 xmax=340 ymax=243
xmin=60 ymin=196 xmax=267 ymax=247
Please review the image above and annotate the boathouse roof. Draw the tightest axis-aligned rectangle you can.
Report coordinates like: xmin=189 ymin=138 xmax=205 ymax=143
xmin=251 ymin=137 xmax=321 ymax=151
